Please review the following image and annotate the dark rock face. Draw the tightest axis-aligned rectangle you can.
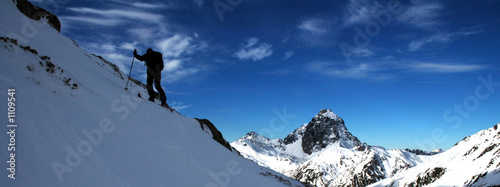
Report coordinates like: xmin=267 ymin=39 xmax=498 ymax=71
xmin=14 ymin=0 xmax=61 ymax=32
xmin=301 ymin=109 xmax=361 ymax=155
xmin=406 ymin=167 xmax=446 ymax=187
xmin=283 ymin=126 xmax=305 ymax=145
xmin=350 ymin=155 xmax=386 ymax=187
xmin=196 ymin=118 xmax=234 ymax=152
xmin=404 ymin=149 xmax=441 ymax=156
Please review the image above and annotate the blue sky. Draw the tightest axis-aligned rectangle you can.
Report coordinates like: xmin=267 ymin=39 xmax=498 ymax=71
xmin=34 ymin=0 xmax=500 ymax=151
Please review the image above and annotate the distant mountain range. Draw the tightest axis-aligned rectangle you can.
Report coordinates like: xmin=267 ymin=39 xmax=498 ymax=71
xmin=232 ymin=109 xmax=500 ymax=186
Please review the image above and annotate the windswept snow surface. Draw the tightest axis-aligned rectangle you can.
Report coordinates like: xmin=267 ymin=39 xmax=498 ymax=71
xmin=0 ymin=0 xmax=302 ymax=186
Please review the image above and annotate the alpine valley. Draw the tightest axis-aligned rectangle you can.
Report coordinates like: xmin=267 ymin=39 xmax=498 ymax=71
xmin=231 ymin=109 xmax=500 ymax=186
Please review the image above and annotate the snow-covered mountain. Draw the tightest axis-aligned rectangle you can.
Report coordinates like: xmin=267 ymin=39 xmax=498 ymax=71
xmin=0 ymin=0 xmax=303 ymax=186
xmin=233 ymin=109 xmax=500 ymax=187
xmin=371 ymin=123 xmax=500 ymax=187
xmin=232 ymin=109 xmax=425 ymax=186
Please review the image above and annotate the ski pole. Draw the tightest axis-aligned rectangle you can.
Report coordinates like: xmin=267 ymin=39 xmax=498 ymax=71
xmin=125 ymin=56 xmax=135 ymax=90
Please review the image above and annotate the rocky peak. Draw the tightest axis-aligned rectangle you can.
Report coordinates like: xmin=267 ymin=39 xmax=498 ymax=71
xmin=283 ymin=123 xmax=307 ymax=145
xmin=243 ymin=131 xmax=269 ymax=141
xmin=301 ymin=109 xmax=361 ymax=154
xmin=316 ymin=109 xmax=342 ymax=121
xmin=13 ymin=0 xmax=61 ymax=32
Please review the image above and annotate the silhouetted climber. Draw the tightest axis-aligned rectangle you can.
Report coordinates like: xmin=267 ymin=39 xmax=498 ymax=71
xmin=133 ymin=48 xmax=168 ymax=107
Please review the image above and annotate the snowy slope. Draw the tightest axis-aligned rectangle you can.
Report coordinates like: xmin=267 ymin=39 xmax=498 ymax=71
xmin=0 ymin=0 xmax=302 ymax=186
xmin=370 ymin=123 xmax=500 ymax=187
xmin=232 ymin=109 xmax=425 ymax=186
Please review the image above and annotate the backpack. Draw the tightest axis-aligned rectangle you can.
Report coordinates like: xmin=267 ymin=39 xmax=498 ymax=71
xmin=149 ymin=51 xmax=164 ymax=70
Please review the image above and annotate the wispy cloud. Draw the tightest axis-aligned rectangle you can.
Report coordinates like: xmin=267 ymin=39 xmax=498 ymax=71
xmin=409 ymin=62 xmax=487 ymax=73
xmin=156 ymin=34 xmax=195 ymax=58
xmin=119 ymin=42 xmax=138 ymax=51
xmin=163 ymin=59 xmax=183 ymax=72
xmin=60 ymin=1 xmax=210 ymax=87
xmin=307 ymin=59 xmax=486 ymax=80
xmin=297 ymin=17 xmax=336 ymax=46
xmin=308 ymin=61 xmax=391 ymax=80
xmin=398 ymin=2 xmax=443 ymax=29
xmin=340 ymin=44 xmax=374 ymax=58
xmin=298 ymin=18 xmax=328 ymax=34
xmin=408 ymin=27 xmax=484 ymax=51
xmin=59 ymin=16 xmax=123 ymax=26
xmin=67 ymin=7 xmax=163 ymax=24
xmin=235 ymin=38 xmax=273 ymax=61
xmin=340 ymin=0 xmax=444 ymax=30
xmin=131 ymin=2 xmax=166 ymax=9
xmin=150 ymin=34 xmax=209 ymax=83
xmin=342 ymin=0 xmax=377 ymax=26
xmin=80 ymin=42 xmax=133 ymax=73
xmin=128 ymin=28 xmax=160 ymax=42
xmin=163 ymin=65 xmax=204 ymax=83
xmin=282 ymin=50 xmax=294 ymax=60
xmin=308 ymin=62 xmax=368 ymax=79
xmin=169 ymin=101 xmax=193 ymax=111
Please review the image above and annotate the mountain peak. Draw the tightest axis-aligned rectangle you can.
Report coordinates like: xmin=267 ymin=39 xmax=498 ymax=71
xmin=241 ymin=131 xmax=271 ymax=142
xmin=245 ymin=131 xmax=263 ymax=138
xmin=299 ymin=109 xmax=361 ymax=154
xmin=316 ymin=109 xmax=341 ymax=121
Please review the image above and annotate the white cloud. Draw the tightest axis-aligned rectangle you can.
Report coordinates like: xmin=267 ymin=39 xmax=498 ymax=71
xmin=128 ymin=28 xmax=158 ymax=42
xmin=245 ymin=38 xmax=259 ymax=48
xmin=151 ymin=34 xmax=209 ymax=83
xmin=340 ymin=0 xmax=443 ymax=30
xmin=101 ymin=53 xmax=131 ymax=74
xmin=307 ymin=61 xmax=396 ymax=80
xmin=235 ymin=38 xmax=273 ymax=61
xmin=163 ymin=66 xmax=203 ymax=83
xmin=298 ymin=18 xmax=328 ymax=34
xmin=341 ymin=44 xmax=374 ymax=58
xmin=308 ymin=61 xmax=369 ymax=79
xmin=282 ymin=51 xmax=294 ymax=60
xmin=408 ymin=28 xmax=484 ymax=51
xmin=410 ymin=62 xmax=487 ymax=73
xmin=163 ymin=59 xmax=183 ymax=72
xmin=131 ymin=2 xmax=166 ymax=9
xmin=297 ymin=17 xmax=336 ymax=46
xmin=398 ymin=2 xmax=443 ymax=29
xmin=120 ymin=42 xmax=137 ymax=51
xmin=68 ymin=7 xmax=163 ymax=23
xmin=155 ymin=34 xmax=206 ymax=58
xmin=59 ymin=16 xmax=123 ymax=26
xmin=169 ymin=101 xmax=193 ymax=111
xmin=342 ymin=0 xmax=374 ymax=26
